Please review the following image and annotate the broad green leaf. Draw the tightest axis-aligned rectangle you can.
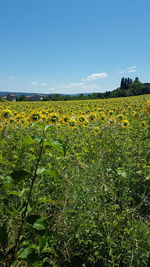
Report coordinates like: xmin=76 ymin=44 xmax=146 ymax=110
xmin=0 ymin=225 xmax=8 ymax=248
xmin=36 ymin=167 xmax=59 ymax=177
xmin=22 ymin=136 xmax=36 ymax=146
xmin=145 ymin=174 xmax=150 ymax=180
xmin=44 ymin=139 xmax=66 ymax=156
xmin=34 ymin=123 xmax=45 ymax=130
xmin=37 ymin=167 xmax=46 ymax=175
xmin=33 ymin=218 xmax=47 ymax=231
xmin=18 ymin=247 xmax=38 ymax=263
xmin=31 ymin=122 xmax=44 ymax=130
xmin=42 ymin=246 xmax=56 ymax=255
xmin=18 ymin=248 xmax=32 ymax=259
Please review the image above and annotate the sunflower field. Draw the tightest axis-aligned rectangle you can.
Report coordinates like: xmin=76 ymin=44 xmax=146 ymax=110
xmin=0 ymin=95 xmax=150 ymax=266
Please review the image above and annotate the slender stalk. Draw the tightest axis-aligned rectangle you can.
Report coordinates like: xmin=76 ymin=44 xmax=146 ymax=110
xmin=6 ymin=135 xmax=44 ymax=266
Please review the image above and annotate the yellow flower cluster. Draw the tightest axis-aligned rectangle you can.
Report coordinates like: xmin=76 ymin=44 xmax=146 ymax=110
xmin=147 ymin=100 xmax=150 ymax=113
xmin=0 ymin=95 xmax=149 ymax=131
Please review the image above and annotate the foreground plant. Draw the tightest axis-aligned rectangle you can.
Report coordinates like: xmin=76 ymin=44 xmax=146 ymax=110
xmin=0 ymin=123 xmax=66 ymax=266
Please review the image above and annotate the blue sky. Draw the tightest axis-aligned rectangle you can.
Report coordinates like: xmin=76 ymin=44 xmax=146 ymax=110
xmin=0 ymin=0 xmax=150 ymax=94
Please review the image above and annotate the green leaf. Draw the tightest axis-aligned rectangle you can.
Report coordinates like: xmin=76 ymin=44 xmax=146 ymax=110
xmin=44 ymin=139 xmax=66 ymax=156
xmin=37 ymin=167 xmax=46 ymax=175
xmin=18 ymin=248 xmax=32 ymax=259
xmin=117 ymin=169 xmax=127 ymax=178
xmin=145 ymin=174 xmax=150 ymax=180
xmin=38 ymin=197 xmax=54 ymax=204
xmin=33 ymin=218 xmax=47 ymax=231
xmin=22 ymin=136 xmax=36 ymax=146
xmin=44 ymin=125 xmax=50 ymax=132
xmin=42 ymin=246 xmax=57 ymax=255
xmin=44 ymin=169 xmax=59 ymax=178
xmin=34 ymin=123 xmax=45 ymax=130
xmin=18 ymin=248 xmax=38 ymax=263
xmin=7 ymin=191 xmax=20 ymax=197
xmin=0 ymin=225 xmax=8 ymax=248
xmin=11 ymin=170 xmax=29 ymax=181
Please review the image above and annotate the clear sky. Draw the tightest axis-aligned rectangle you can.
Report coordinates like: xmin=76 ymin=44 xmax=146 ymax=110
xmin=0 ymin=0 xmax=150 ymax=94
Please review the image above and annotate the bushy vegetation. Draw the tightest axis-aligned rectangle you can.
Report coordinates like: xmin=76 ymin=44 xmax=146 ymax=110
xmin=0 ymin=96 xmax=150 ymax=266
xmin=14 ymin=77 xmax=150 ymax=102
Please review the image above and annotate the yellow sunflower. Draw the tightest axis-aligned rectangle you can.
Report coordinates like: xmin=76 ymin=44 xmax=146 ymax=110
xmin=121 ymin=119 xmax=129 ymax=128
xmin=77 ymin=115 xmax=87 ymax=124
xmin=88 ymin=112 xmax=97 ymax=122
xmin=1 ymin=109 xmax=13 ymax=120
xmin=29 ymin=111 xmax=42 ymax=122
xmin=68 ymin=119 xmax=77 ymax=128
xmin=47 ymin=112 xmax=59 ymax=125
xmin=108 ymin=110 xmax=114 ymax=116
xmin=117 ymin=114 xmax=124 ymax=121
xmin=62 ymin=115 xmax=70 ymax=124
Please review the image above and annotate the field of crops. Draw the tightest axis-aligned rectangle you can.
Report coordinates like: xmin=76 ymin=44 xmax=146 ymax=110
xmin=0 ymin=95 xmax=150 ymax=266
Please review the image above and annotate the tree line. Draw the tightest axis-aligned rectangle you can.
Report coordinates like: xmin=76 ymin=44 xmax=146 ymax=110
xmin=16 ymin=77 xmax=150 ymax=101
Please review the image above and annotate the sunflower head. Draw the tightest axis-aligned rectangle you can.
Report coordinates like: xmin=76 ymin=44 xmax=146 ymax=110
xmin=62 ymin=115 xmax=70 ymax=124
xmin=77 ymin=115 xmax=87 ymax=123
xmin=1 ymin=109 xmax=12 ymax=120
xmin=29 ymin=111 xmax=42 ymax=122
xmin=141 ymin=120 xmax=147 ymax=128
xmin=47 ymin=112 xmax=59 ymax=124
xmin=68 ymin=119 xmax=76 ymax=128
xmin=108 ymin=110 xmax=114 ymax=116
xmin=131 ymin=111 xmax=136 ymax=117
xmin=117 ymin=114 xmax=124 ymax=121
xmin=121 ymin=119 xmax=129 ymax=128
xmin=88 ymin=113 xmax=97 ymax=122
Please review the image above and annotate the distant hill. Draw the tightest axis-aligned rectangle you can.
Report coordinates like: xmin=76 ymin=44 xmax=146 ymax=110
xmin=0 ymin=91 xmax=85 ymax=97
xmin=0 ymin=92 xmax=49 ymax=97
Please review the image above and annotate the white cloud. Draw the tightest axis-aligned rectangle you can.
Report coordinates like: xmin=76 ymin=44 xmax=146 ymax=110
xmin=83 ymin=72 xmax=108 ymax=81
xmin=9 ymin=75 xmax=15 ymax=80
xmin=40 ymin=82 xmax=47 ymax=87
xmin=127 ymin=65 xmax=137 ymax=73
xmin=32 ymin=81 xmax=38 ymax=86
xmin=118 ymin=65 xmax=137 ymax=74
xmin=128 ymin=69 xmax=136 ymax=73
